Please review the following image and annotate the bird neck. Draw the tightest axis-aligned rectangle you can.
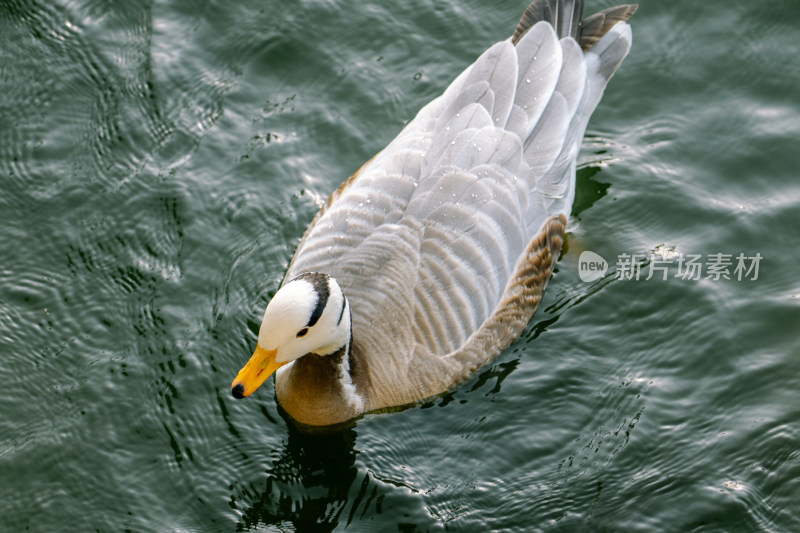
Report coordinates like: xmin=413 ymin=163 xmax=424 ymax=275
xmin=275 ymin=325 xmax=365 ymax=426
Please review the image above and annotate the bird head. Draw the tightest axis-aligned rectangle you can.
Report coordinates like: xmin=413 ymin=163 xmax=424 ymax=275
xmin=231 ymin=273 xmax=350 ymax=399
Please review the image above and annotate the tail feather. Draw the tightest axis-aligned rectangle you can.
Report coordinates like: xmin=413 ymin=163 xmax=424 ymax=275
xmin=578 ymin=4 xmax=638 ymax=51
xmin=513 ymin=0 xmax=584 ymax=44
xmin=512 ymin=0 xmax=638 ymax=51
xmin=513 ymin=7 xmax=634 ymax=220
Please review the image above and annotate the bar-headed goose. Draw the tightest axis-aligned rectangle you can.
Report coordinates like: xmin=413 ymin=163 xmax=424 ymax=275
xmin=231 ymin=0 xmax=637 ymax=426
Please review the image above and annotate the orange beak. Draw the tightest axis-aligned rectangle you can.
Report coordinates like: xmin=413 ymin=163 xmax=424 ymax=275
xmin=231 ymin=345 xmax=286 ymax=399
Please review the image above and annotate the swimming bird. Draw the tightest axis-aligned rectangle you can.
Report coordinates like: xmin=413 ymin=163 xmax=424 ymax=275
xmin=231 ymin=0 xmax=637 ymax=427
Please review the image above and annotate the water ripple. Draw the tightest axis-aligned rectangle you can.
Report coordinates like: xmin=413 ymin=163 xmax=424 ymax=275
xmin=2 ymin=0 xmax=800 ymax=531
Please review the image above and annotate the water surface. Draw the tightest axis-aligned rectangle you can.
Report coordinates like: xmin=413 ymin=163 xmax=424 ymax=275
xmin=1 ymin=0 xmax=799 ymax=531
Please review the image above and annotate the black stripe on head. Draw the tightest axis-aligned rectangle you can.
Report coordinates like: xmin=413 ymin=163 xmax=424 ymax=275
xmin=337 ymin=296 xmax=347 ymax=325
xmin=294 ymin=272 xmax=329 ymax=328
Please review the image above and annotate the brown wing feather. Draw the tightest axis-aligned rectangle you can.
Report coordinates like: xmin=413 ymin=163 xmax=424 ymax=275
xmin=396 ymin=214 xmax=567 ymax=390
xmin=579 ymin=5 xmax=638 ymax=52
xmin=450 ymin=214 xmax=566 ymax=382
xmin=345 ymin=215 xmax=567 ymax=414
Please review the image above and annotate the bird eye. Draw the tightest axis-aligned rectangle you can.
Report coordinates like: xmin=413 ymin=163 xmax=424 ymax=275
xmin=296 ymin=328 xmax=309 ymax=338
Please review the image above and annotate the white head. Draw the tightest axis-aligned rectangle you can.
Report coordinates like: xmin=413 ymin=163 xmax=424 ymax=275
xmin=231 ymin=273 xmax=351 ymax=398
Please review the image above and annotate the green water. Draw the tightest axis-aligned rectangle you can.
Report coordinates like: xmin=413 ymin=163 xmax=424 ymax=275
xmin=2 ymin=0 xmax=799 ymax=531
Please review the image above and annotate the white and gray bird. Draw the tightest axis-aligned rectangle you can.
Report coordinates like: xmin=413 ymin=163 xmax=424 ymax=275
xmin=231 ymin=0 xmax=637 ymax=427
